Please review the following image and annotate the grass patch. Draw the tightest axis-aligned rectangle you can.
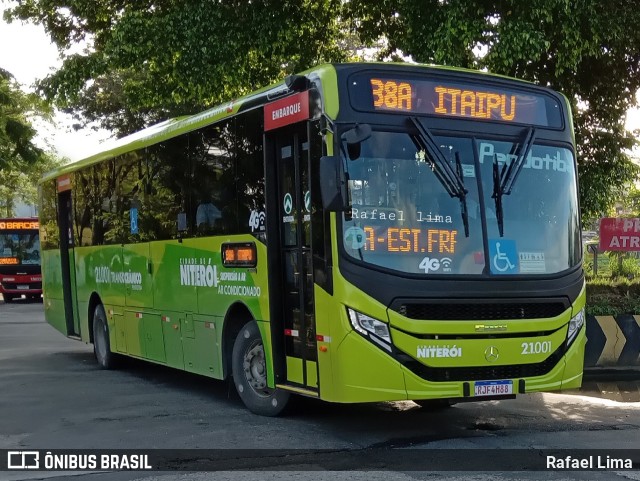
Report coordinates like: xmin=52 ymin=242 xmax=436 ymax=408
xmin=586 ymin=276 xmax=640 ymax=316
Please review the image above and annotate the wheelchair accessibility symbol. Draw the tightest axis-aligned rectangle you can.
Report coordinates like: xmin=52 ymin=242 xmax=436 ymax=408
xmin=344 ymin=227 xmax=367 ymax=250
xmin=130 ymin=207 xmax=139 ymax=235
xmin=489 ymin=239 xmax=518 ymax=274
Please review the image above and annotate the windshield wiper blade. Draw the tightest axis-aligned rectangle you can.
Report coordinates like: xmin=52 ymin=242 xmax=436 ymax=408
xmin=455 ymin=151 xmax=469 ymax=237
xmin=502 ymin=126 xmax=536 ymax=195
xmin=492 ymin=157 xmax=505 ymax=237
xmin=492 ymin=126 xmax=537 ymax=236
xmin=409 ymin=117 xmax=469 ymax=236
xmin=409 ymin=117 xmax=466 ymax=197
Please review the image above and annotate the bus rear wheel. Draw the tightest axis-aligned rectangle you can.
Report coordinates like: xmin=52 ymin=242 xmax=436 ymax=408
xmin=232 ymin=321 xmax=290 ymax=416
xmin=92 ymin=304 xmax=118 ymax=369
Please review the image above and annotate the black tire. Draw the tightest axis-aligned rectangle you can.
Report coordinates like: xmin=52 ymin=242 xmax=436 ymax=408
xmin=232 ymin=321 xmax=290 ymax=416
xmin=92 ymin=304 xmax=118 ymax=369
xmin=3 ymin=294 xmax=14 ymax=303
xmin=413 ymin=399 xmax=456 ymax=410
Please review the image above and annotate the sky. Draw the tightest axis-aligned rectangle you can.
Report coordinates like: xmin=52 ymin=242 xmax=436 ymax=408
xmin=0 ymin=4 xmax=639 ymax=164
xmin=0 ymin=4 xmax=111 ymax=162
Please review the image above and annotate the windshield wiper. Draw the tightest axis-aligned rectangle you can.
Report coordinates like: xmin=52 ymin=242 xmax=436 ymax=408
xmin=492 ymin=126 xmax=536 ymax=237
xmin=455 ymin=151 xmax=469 ymax=237
xmin=409 ymin=117 xmax=469 ymax=237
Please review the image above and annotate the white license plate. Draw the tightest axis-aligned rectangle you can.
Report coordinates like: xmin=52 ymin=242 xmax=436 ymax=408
xmin=17 ymin=285 xmax=30 ymax=290
xmin=474 ymin=380 xmax=513 ymax=397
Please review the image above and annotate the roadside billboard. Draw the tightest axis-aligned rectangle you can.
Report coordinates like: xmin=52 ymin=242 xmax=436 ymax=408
xmin=599 ymin=217 xmax=640 ymax=251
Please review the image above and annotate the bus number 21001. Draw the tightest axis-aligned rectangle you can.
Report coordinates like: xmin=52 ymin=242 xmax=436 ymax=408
xmin=521 ymin=341 xmax=551 ymax=355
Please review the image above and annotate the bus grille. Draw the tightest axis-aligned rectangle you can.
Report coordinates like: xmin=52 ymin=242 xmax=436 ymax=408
xmin=397 ymin=302 xmax=566 ymax=321
xmin=401 ymin=346 xmax=565 ymax=382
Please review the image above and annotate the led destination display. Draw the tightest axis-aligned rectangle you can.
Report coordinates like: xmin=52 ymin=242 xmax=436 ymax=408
xmin=349 ymin=73 xmax=562 ymax=127
xmin=345 ymin=225 xmax=458 ymax=254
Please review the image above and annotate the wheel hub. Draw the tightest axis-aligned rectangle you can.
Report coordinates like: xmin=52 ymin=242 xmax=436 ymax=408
xmin=243 ymin=343 xmax=268 ymax=392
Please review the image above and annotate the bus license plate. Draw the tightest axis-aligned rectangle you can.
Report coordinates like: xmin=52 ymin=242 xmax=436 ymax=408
xmin=17 ymin=285 xmax=29 ymax=290
xmin=474 ymin=380 xmax=513 ymax=397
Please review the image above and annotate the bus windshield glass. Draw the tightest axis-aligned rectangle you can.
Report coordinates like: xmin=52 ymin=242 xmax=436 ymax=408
xmin=0 ymin=231 xmax=41 ymax=265
xmin=341 ymin=130 xmax=580 ymax=276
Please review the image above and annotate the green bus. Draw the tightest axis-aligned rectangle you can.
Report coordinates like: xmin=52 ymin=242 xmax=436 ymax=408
xmin=39 ymin=63 xmax=585 ymax=415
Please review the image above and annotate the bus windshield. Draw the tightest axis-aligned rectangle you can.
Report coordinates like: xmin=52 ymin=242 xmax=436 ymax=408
xmin=341 ymin=129 xmax=580 ymax=276
xmin=0 ymin=231 xmax=41 ymax=265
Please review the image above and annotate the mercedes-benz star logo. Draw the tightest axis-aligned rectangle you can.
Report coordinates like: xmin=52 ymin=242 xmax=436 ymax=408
xmin=484 ymin=346 xmax=499 ymax=363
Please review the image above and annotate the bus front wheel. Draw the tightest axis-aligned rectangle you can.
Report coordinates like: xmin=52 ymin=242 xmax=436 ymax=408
xmin=92 ymin=304 xmax=118 ymax=369
xmin=2 ymin=294 xmax=14 ymax=303
xmin=232 ymin=321 xmax=290 ymax=416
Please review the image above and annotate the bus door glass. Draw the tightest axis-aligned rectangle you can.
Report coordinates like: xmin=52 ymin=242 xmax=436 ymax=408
xmin=275 ymin=125 xmax=318 ymax=389
xmin=56 ymin=187 xmax=81 ymax=336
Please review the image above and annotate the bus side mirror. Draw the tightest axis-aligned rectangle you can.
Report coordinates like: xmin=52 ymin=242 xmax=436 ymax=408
xmin=319 ymin=155 xmax=348 ymax=212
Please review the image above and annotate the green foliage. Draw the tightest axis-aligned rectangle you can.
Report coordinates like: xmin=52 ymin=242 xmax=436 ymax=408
xmin=0 ymin=67 xmax=62 ymax=216
xmin=609 ymin=254 xmax=640 ymax=278
xmin=5 ymin=0 xmax=354 ymax=137
xmin=0 ymin=153 xmax=63 ymax=217
xmin=585 ymin=250 xmax=640 ymax=315
xmin=621 ymin=183 xmax=640 ymax=216
xmin=0 ymin=68 xmax=49 ymax=171
xmin=6 ymin=0 xmax=640 ymax=222
xmin=586 ymin=276 xmax=640 ymax=316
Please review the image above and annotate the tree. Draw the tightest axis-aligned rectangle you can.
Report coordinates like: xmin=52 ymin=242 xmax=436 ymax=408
xmin=345 ymin=0 xmax=640 ymax=222
xmin=0 ymin=67 xmax=47 ymax=171
xmin=7 ymin=0 xmax=640 ymax=221
xmin=0 ymin=67 xmax=61 ymax=216
xmin=0 ymin=152 xmax=61 ymax=217
xmin=4 ymin=0 xmax=353 ymax=137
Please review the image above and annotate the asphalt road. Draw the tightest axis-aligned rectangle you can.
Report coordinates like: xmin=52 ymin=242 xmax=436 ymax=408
xmin=1 ymin=296 xmax=640 ymax=481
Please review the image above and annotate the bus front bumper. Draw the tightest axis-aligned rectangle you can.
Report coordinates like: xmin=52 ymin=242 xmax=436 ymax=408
xmin=322 ymin=326 xmax=586 ymax=403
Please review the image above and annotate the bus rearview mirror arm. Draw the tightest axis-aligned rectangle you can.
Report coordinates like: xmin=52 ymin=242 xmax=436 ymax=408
xmin=342 ymin=124 xmax=371 ymax=161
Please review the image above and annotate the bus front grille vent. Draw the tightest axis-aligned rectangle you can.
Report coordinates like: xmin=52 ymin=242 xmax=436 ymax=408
xmin=397 ymin=302 xmax=566 ymax=321
xmin=402 ymin=347 xmax=564 ymax=382
xmin=1 ymin=282 xmax=42 ymax=291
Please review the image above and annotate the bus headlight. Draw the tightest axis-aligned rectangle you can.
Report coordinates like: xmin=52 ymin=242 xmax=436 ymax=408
xmin=567 ymin=308 xmax=585 ymax=345
xmin=347 ymin=308 xmax=392 ymax=351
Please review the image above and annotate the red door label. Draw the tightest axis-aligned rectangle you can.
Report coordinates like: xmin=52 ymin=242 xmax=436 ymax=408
xmin=264 ymin=91 xmax=309 ymax=131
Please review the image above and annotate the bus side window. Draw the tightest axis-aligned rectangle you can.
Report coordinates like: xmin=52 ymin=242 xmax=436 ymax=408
xmin=39 ymin=179 xmax=60 ymax=250
xmin=146 ymin=139 xmax=191 ymax=240
xmin=235 ymin=109 xmax=266 ymax=236
xmin=190 ymin=119 xmax=237 ymax=236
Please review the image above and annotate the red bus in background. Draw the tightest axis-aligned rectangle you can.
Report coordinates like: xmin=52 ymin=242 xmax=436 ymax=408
xmin=0 ymin=218 xmax=42 ymax=303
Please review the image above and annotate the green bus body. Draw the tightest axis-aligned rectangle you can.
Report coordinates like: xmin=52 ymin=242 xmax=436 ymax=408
xmin=39 ymin=63 xmax=586 ymax=415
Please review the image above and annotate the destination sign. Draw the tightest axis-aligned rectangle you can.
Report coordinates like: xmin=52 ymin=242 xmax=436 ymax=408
xmin=345 ymin=225 xmax=458 ymax=254
xmin=0 ymin=220 xmax=39 ymax=230
xmin=349 ymin=73 xmax=561 ymax=127
xmin=0 ymin=257 xmax=19 ymax=265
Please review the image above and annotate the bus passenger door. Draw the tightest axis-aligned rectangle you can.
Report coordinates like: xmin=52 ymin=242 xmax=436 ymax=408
xmin=269 ymin=124 xmax=319 ymax=393
xmin=56 ymin=187 xmax=81 ymax=337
